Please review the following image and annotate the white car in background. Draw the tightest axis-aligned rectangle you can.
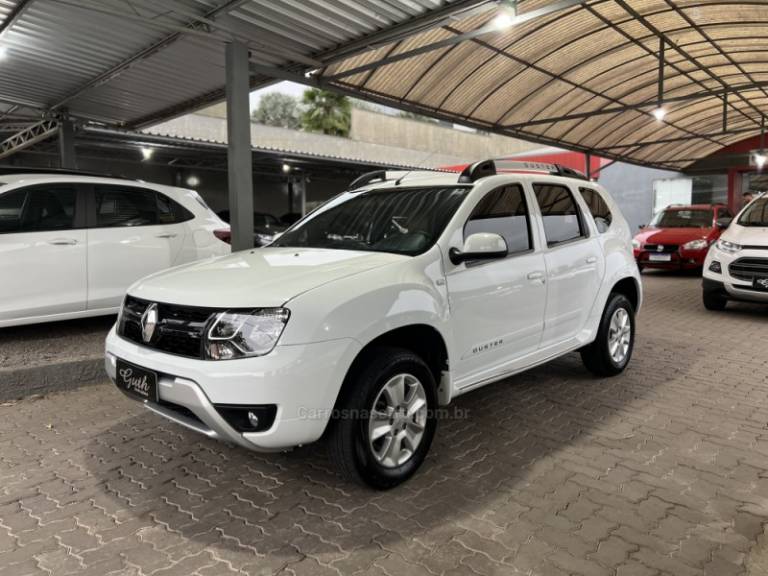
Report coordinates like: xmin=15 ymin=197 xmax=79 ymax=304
xmin=703 ymin=193 xmax=768 ymax=309
xmin=0 ymin=170 xmax=230 ymax=327
xmin=106 ymin=159 xmax=641 ymax=489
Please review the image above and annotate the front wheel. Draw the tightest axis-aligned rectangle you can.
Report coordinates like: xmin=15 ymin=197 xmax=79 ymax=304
xmin=702 ymin=289 xmax=728 ymax=311
xmin=581 ymin=293 xmax=635 ymax=377
xmin=326 ymin=347 xmax=437 ymax=489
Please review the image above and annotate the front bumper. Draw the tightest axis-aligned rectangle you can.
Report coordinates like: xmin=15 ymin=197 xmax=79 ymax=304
xmin=634 ymin=248 xmax=708 ymax=269
xmin=703 ymin=248 xmax=768 ymax=303
xmin=105 ymin=326 xmax=361 ymax=450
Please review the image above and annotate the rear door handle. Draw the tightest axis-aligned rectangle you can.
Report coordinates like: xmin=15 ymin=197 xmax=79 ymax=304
xmin=527 ymin=271 xmax=545 ymax=282
xmin=48 ymin=238 xmax=78 ymax=246
xmin=586 ymin=256 xmax=598 ymax=264
xmin=156 ymin=233 xmax=178 ymax=239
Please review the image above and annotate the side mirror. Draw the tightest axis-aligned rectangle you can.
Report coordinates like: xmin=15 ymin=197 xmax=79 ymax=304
xmin=716 ymin=216 xmax=732 ymax=229
xmin=449 ymin=233 xmax=508 ymax=265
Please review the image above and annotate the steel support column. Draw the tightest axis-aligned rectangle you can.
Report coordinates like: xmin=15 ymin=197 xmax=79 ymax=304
xmin=59 ymin=113 xmax=76 ymax=169
xmin=225 ymin=40 xmax=254 ymax=251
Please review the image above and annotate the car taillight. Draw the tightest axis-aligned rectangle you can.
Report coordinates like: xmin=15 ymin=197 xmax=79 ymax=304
xmin=214 ymin=229 xmax=231 ymax=244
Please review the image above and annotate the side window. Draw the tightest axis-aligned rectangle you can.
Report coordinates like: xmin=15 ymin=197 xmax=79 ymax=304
xmin=0 ymin=190 xmax=27 ymax=233
xmin=533 ymin=184 xmax=587 ymax=246
xmin=579 ymin=187 xmax=613 ymax=233
xmin=465 ymin=184 xmax=531 ymax=254
xmin=95 ymin=186 xmax=157 ymax=228
xmin=157 ymin=193 xmax=194 ymax=224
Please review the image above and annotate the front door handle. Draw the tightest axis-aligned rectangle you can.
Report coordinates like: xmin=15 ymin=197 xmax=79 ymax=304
xmin=48 ymin=238 xmax=78 ymax=246
xmin=586 ymin=256 xmax=598 ymax=264
xmin=156 ymin=233 xmax=178 ymax=239
xmin=527 ymin=271 xmax=545 ymax=282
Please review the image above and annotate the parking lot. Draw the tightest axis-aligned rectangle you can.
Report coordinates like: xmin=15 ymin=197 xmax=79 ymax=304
xmin=0 ymin=272 xmax=765 ymax=576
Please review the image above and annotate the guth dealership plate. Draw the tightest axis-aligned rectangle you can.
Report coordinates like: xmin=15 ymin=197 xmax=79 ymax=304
xmin=115 ymin=358 xmax=158 ymax=402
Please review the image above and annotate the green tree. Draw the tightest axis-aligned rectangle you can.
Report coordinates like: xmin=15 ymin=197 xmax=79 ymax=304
xmin=301 ymin=88 xmax=351 ymax=137
xmin=252 ymin=92 xmax=301 ymax=129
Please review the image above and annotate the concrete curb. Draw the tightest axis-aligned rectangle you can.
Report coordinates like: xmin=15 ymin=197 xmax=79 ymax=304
xmin=0 ymin=358 xmax=106 ymax=401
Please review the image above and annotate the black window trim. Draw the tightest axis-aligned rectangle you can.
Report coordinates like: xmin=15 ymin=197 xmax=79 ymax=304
xmin=462 ymin=182 xmax=534 ymax=259
xmin=0 ymin=182 xmax=87 ymax=235
xmin=85 ymin=183 xmax=194 ymax=229
xmin=533 ymin=182 xmax=590 ymax=249
xmin=578 ymin=186 xmax=613 ymax=235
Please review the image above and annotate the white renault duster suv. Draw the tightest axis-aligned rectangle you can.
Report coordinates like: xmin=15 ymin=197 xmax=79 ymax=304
xmin=703 ymin=193 xmax=768 ymax=309
xmin=105 ymin=160 xmax=641 ymax=489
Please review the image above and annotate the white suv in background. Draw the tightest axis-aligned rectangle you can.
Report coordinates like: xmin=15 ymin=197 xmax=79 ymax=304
xmin=0 ymin=170 xmax=230 ymax=327
xmin=703 ymin=193 xmax=768 ymax=309
xmin=105 ymin=160 xmax=642 ymax=489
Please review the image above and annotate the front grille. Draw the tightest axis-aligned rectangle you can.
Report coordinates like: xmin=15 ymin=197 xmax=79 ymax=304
xmin=119 ymin=295 xmax=216 ymax=359
xmin=729 ymin=257 xmax=768 ymax=282
xmin=643 ymin=244 xmax=679 ymax=253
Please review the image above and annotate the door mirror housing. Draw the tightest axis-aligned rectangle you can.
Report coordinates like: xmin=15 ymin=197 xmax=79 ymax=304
xmin=449 ymin=232 xmax=508 ymax=265
xmin=716 ymin=216 xmax=732 ymax=229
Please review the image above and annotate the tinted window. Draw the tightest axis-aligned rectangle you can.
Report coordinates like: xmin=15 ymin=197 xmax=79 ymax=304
xmin=738 ymin=197 xmax=768 ymax=226
xmin=465 ymin=184 xmax=530 ymax=253
xmin=157 ymin=193 xmax=194 ymax=224
xmin=0 ymin=190 xmax=27 ymax=233
xmin=273 ymin=186 xmax=469 ymax=256
xmin=95 ymin=186 xmax=157 ymax=227
xmin=579 ymin=187 xmax=613 ymax=233
xmin=22 ymin=187 xmax=77 ymax=232
xmin=533 ymin=184 xmax=586 ymax=246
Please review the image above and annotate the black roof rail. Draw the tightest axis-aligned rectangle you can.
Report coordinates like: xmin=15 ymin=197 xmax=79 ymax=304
xmin=348 ymin=170 xmax=389 ymax=190
xmin=0 ymin=166 xmax=129 ymax=179
xmin=458 ymin=159 xmax=591 ymax=183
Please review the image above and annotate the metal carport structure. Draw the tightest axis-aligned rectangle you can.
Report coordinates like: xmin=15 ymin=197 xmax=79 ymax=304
xmin=1 ymin=0 xmax=767 ymax=241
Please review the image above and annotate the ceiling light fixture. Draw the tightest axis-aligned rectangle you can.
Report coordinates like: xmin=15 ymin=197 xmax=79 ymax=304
xmin=140 ymin=147 xmax=154 ymax=161
xmin=282 ymin=163 xmax=291 ymax=173
xmin=652 ymin=107 xmax=666 ymax=121
xmin=186 ymin=174 xmax=200 ymax=187
xmin=755 ymin=153 xmax=767 ymax=169
xmin=491 ymin=10 xmax=515 ymax=30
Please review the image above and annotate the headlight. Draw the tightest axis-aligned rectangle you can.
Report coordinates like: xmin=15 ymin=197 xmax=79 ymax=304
xmin=716 ymin=239 xmax=741 ymax=254
xmin=205 ymin=308 xmax=289 ymax=360
xmin=682 ymin=239 xmax=709 ymax=250
xmin=632 ymin=239 xmax=641 ymax=249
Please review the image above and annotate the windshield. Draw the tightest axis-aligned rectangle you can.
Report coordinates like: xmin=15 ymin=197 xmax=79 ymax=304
xmin=650 ymin=208 xmax=713 ymax=228
xmin=272 ymin=186 xmax=469 ymax=256
xmin=739 ymin=197 xmax=768 ymax=226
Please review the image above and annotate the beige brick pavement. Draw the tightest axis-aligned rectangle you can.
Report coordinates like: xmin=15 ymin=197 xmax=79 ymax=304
xmin=2 ymin=272 xmax=768 ymax=575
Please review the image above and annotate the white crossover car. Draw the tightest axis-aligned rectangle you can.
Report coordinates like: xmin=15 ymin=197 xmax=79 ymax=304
xmin=0 ymin=170 xmax=230 ymax=327
xmin=703 ymin=193 xmax=768 ymax=309
xmin=105 ymin=160 xmax=642 ymax=489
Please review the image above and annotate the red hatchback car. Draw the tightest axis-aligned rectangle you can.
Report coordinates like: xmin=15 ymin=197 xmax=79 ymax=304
xmin=633 ymin=204 xmax=733 ymax=271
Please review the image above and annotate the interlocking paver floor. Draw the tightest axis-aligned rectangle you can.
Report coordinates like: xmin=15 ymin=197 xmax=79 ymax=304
xmin=2 ymin=272 xmax=768 ymax=575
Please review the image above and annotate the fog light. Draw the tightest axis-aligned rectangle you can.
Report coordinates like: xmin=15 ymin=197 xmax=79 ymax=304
xmin=709 ymin=260 xmax=722 ymax=274
xmin=247 ymin=411 xmax=259 ymax=428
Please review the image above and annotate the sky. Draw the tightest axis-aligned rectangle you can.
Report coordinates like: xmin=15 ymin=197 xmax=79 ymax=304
xmin=249 ymin=81 xmax=307 ymax=111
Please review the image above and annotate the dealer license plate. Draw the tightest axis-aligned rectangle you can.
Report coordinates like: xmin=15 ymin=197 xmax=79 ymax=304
xmin=648 ymin=253 xmax=672 ymax=262
xmin=115 ymin=359 xmax=158 ymax=402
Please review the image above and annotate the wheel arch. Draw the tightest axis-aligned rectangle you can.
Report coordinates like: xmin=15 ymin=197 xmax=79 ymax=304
xmin=334 ymin=324 xmax=450 ymax=410
xmin=611 ymin=276 xmax=641 ymax=312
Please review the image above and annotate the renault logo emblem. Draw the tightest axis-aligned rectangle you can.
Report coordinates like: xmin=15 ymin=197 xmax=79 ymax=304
xmin=140 ymin=303 xmax=158 ymax=343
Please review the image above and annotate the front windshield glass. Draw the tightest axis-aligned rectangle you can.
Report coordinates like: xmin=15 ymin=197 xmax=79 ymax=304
xmin=739 ymin=197 xmax=768 ymax=226
xmin=272 ymin=186 xmax=469 ymax=256
xmin=650 ymin=208 xmax=713 ymax=228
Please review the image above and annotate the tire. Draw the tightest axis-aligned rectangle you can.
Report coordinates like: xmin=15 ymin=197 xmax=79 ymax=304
xmin=326 ymin=347 xmax=437 ymax=490
xmin=702 ymin=289 xmax=728 ymax=311
xmin=580 ymin=293 xmax=635 ymax=377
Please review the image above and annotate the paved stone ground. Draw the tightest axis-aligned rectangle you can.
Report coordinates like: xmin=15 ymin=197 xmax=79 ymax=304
xmin=2 ymin=272 xmax=768 ymax=576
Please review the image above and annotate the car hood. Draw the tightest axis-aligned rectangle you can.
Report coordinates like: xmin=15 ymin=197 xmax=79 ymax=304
xmin=128 ymin=247 xmax=408 ymax=308
xmin=721 ymin=223 xmax=768 ymax=246
xmin=635 ymin=227 xmax=716 ymax=245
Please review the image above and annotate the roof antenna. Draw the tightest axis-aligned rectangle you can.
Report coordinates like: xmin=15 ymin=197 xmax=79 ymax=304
xmin=395 ymin=149 xmax=440 ymax=185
